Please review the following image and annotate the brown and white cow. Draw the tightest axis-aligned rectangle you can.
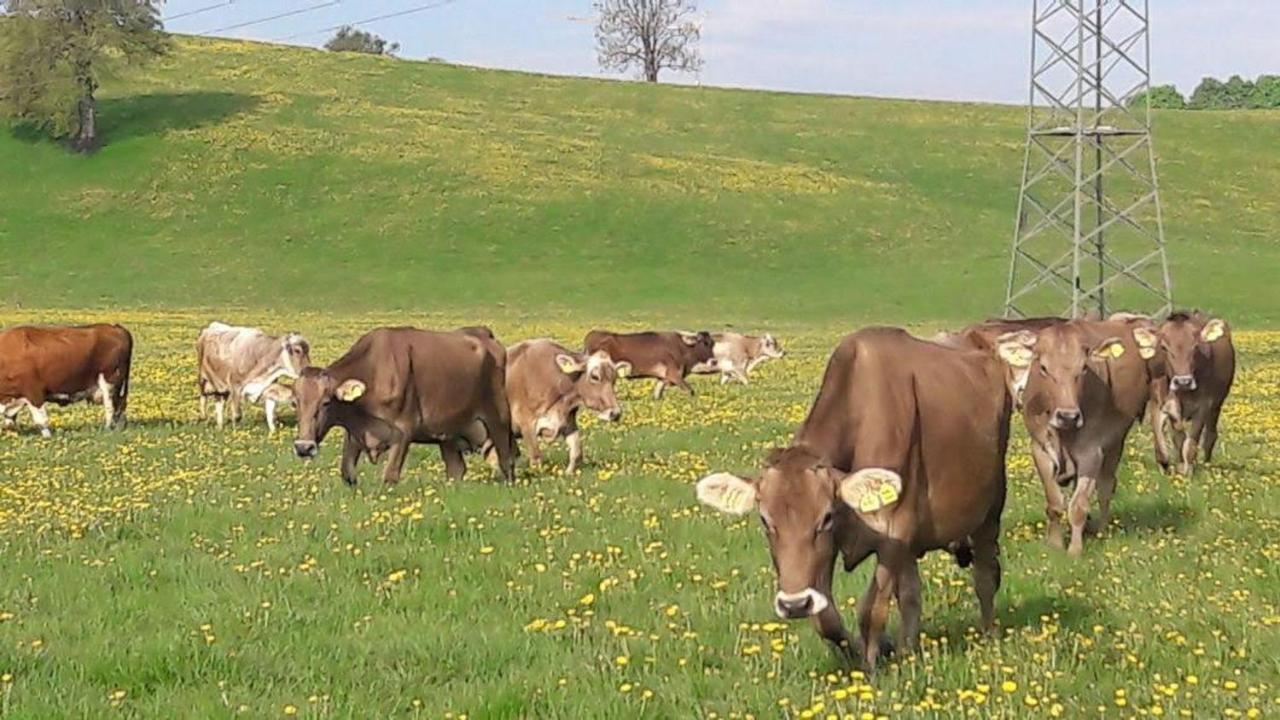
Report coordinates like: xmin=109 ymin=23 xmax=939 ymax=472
xmin=690 ymin=332 xmax=786 ymax=385
xmin=0 ymin=324 xmax=132 ymax=437
xmin=584 ymin=330 xmax=715 ymax=399
xmin=696 ymin=328 xmax=1011 ymax=670
xmin=197 ymin=322 xmax=311 ymax=430
xmin=1130 ymin=312 xmax=1235 ymax=476
xmin=496 ymin=340 xmax=631 ymax=473
xmin=291 ymin=327 xmax=516 ymax=485
xmin=993 ymin=319 xmax=1153 ymax=556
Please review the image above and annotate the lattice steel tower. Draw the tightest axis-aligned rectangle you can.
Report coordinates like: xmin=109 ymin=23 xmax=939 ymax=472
xmin=1004 ymin=0 xmax=1173 ymax=319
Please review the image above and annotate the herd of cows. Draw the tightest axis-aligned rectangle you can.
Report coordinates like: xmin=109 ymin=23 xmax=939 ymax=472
xmin=0 ymin=311 xmax=1234 ymax=670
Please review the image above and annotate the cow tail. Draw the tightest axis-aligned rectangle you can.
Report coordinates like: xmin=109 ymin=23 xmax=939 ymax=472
xmin=116 ymin=325 xmax=134 ymax=422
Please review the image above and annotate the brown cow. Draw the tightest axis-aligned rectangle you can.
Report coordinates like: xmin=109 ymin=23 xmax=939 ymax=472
xmin=0 ymin=324 xmax=132 ymax=436
xmin=1131 ymin=312 xmax=1235 ymax=476
xmin=994 ymin=319 xmax=1153 ymax=555
xmin=584 ymin=330 xmax=714 ymax=399
xmin=497 ymin=340 xmax=631 ymax=473
xmin=696 ymin=328 xmax=1011 ymax=670
xmin=291 ymin=327 xmax=516 ymax=484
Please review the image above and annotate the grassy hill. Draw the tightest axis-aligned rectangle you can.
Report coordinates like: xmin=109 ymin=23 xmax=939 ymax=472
xmin=1 ymin=36 xmax=1277 ymax=325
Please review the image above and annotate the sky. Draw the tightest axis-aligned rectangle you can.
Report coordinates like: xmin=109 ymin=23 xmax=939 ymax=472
xmin=161 ymin=0 xmax=1280 ymax=104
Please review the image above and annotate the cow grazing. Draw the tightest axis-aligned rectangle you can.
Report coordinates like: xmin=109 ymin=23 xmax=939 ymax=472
xmin=696 ymin=328 xmax=1011 ymax=670
xmin=993 ymin=319 xmax=1153 ymax=555
xmin=583 ymin=330 xmax=715 ymax=399
xmin=499 ymin=340 xmax=631 ymax=473
xmin=197 ymin=322 xmax=311 ymax=430
xmin=690 ymin=332 xmax=785 ymax=385
xmin=1131 ymin=312 xmax=1235 ymax=475
xmin=0 ymin=324 xmax=132 ymax=437
xmin=291 ymin=327 xmax=516 ymax=485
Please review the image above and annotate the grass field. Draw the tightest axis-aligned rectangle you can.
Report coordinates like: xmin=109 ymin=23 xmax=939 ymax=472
xmin=2 ymin=33 xmax=1279 ymax=720
xmin=0 ymin=308 xmax=1276 ymax=718
xmin=1 ymin=37 xmax=1278 ymax=324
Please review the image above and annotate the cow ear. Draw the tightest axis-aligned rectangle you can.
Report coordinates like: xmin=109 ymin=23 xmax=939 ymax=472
xmin=1090 ymin=337 xmax=1126 ymax=361
xmin=555 ymin=354 xmax=586 ymax=374
xmin=695 ymin=472 xmax=757 ymax=515
xmin=613 ymin=361 xmax=632 ymax=378
xmin=678 ymin=331 xmax=698 ymax=346
xmin=838 ymin=468 xmax=903 ymax=514
xmin=1132 ymin=327 xmax=1159 ymax=359
xmin=334 ymin=379 xmax=366 ymax=402
xmin=1200 ymin=319 xmax=1226 ymax=343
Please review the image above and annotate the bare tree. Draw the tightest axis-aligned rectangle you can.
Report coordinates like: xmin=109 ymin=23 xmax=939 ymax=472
xmin=593 ymin=0 xmax=701 ymax=83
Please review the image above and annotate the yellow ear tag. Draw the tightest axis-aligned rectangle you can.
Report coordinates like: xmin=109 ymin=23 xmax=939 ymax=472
xmin=858 ymin=493 xmax=881 ymax=513
xmin=878 ymin=482 xmax=900 ymax=505
xmin=1138 ymin=347 xmax=1156 ymax=360
xmin=1110 ymin=343 xmax=1126 ymax=359
xmin=336 ymin=381 xmax=365 ymax=402
xmin=841 ymin=468 xmax=903 ymax=515
xmin=721 ymin=486 xmax=754 ymax=514
xmin=555 ymin=355 xmax=580 ymax=373
xmin=1201 ymin=321 xmax=1225 ymax=343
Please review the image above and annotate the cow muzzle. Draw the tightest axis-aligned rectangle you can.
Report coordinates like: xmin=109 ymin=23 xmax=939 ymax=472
xmin=293 ymin=440 xmax=318 ymax=459
xmin=598 ymin=408 xmax=623 ymax=422
xmin=774 ymin=589 xmax=829 ymax=619
xmin=1051 ymin=408 xmax=1083 ymax=430
xmin=1170 ymin=375 xmax=1197 ymax=392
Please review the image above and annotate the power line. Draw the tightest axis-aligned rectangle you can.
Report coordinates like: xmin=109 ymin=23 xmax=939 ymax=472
xmin=197 ymin=0 xmax=341 ymax=36
xmin=274 ymin=0 xmax=461 ymax=42
xmin=162 ymin=1 xmax=235 ymax=23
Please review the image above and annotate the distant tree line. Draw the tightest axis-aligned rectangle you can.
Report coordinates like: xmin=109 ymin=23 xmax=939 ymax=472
xmin=1131 ymin=75 xmax=1280 ymax=111
xmin=324 ymin=26 xmax=399 ymax=57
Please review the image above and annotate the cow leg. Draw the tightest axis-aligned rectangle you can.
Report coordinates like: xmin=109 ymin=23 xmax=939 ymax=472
xmin=1031 ymin=443 xmax=1067 ymax=549
xmin=1201 ymin=400 xmax=1225 ymax=463
xmin=1152 ymin=403 xmax=1173 ymax=474
xmin=719 ymin=372 xmax=730 ymax=385
xmin=381 ymin=436 xmax=412 ymax=485
xmin=895 ymin=559 xmax=923 ymax=653
xmin=971 ymin=521 xmax=1002 ymax=634
xmin=339 ymin=433 xmax=361 ymax=487
xmin=441 ymin=444 xmax=467 ymax=481
xmin=807 ymin=556 xmax=855 ymax=664
xmin=97 ymin=374 xmax=114 ymax=430
xmin=565 ymin=429 xmax=584 ymax=474
xmin=1090 ymin=445 xmax=1124 ymax=534
xmin=199 ymin=394 xmax=207 ymax=420
xmin=857 ymin=561 xmax=897 ymax=672
xmin=1067 ymin=476 xmax=1097 ymax=557
xmin=264 ymin=399 xmax=278 ymax=434
xmin=1180 ymin=412 xmax=1208 ymax=476
xmin=214 ymin=398 xmax=226 ymax=429
xmin=672 ymin=374 xmax=695 ymax=396
xmin=28 ymin=403 xmax=52 ymax=439
xmin=520 ymin=420 xmax=543 ymax=468
xmin=651 ymin=380 xmax=666 ymax=399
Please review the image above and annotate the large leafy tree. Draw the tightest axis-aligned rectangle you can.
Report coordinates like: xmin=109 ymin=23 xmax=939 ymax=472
xmin=0 ymin=0 xmax=167 ymax=152
xmin=594 ymin=0 xmax=701 ymax=83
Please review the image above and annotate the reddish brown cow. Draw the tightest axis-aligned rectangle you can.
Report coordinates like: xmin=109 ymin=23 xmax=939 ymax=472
xmin=1131 ymin=312 xmax=1235 ymax=475
xmin=697 ymin=328 xmax=1011 ymax=670
xmin=994 ymin=320 xmax=1153 ymax=555
xmin=0 ymin=324 xmax=132 ymax=437
xmin=584 ymin=330 xmax=714 ymax=399
xmin=291 ymin=327 xmax=516 ymax=484
xmin=498 ymin=340 xmax=631 ymax=473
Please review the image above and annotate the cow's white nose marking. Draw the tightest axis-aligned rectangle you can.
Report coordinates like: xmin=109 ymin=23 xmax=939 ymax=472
xmin=774 ymin=589 xmax=829 ymax=618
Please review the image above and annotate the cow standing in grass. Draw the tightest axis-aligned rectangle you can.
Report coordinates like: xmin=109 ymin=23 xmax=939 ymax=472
xmin=196 ymin=322 xmax=311 ymax=430
xmin=690 ymin=332 xmax=785 ymax=385
xmin=993 ymin=319 xmax=1153 ymax=555
xmin=584 ymin=329 xmax=714 ymax=398
xmin=696 ymin=328 xmax=1011 ymax=671
xmin=0 ymin=324 xmax=132 ymax=437
xmin=1130 ymin=312 xmax=1235 ymax=476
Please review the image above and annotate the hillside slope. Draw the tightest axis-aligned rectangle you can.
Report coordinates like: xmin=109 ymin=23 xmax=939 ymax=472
xmin=1 ymin=37 xmax=1277 ymax=325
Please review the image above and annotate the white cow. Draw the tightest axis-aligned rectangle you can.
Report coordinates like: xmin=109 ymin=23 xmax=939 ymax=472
xmin=691 ymin=332 xmax=785 ymax=385
xmin=196 ymin=322 xmax=311 ymax=430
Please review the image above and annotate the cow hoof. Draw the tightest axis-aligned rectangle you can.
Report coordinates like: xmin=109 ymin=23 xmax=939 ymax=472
xmin=1066 ymin=542 xmax=1084 ymax=558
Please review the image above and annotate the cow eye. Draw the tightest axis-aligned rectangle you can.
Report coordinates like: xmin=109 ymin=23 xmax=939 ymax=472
xmin=816 ymin=510 xmax=834 ymax=534
xmin=589 ymin=373 xmax=601 ymax=383
xmin=1039 ymin=363 xmax=1049 ymax=377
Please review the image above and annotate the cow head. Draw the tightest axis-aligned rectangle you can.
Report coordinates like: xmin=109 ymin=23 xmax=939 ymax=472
xmin=679 ymin=331 xmax=716 ymax=365
xmin=555 ymin=350 xmax=631 ymax=421
xmin=760 ymin=333 xmax=786 ymax=360
xmin=997 ymin=325 xmax=1126 ymax=431
xmin=696 ymin=447 xmax=900 ymax=620
xmin=291 ymin=368 xmax=365 ymax=459
xmin=280 ymin=333 xmax=312 ymax=378
xmin=1150 ymin=313 xmax=1225 ymax=393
